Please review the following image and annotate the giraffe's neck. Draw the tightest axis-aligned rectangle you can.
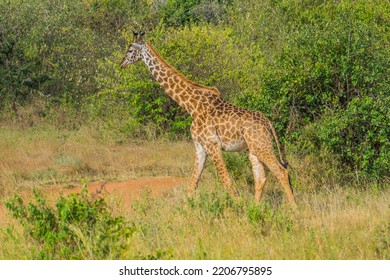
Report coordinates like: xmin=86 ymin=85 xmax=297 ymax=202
xmin=140 ymin=44 xmax=220 ymax=118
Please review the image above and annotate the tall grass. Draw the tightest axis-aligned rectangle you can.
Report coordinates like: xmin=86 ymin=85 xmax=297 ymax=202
xmin=0 ymin=125 xmax=389 ymax=259
xmin=123 ymin=183 xmax=389 ymax=260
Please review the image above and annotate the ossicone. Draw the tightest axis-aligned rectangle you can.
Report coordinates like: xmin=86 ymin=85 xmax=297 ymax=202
xmin=133 ymin=30 xmax=145 ymax=43
xmin=133 ymin=30 xmax=145 ymax=36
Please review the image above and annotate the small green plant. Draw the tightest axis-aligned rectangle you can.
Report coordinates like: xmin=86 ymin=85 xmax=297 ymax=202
xmin=136 ymin=248 xmax=175 ymax=260
xmin=5 ymin=185 xmax=135 ymax=259
xmin=246 ymin=202 xmax=293 ymax=236
xmin=224 ymin=152 xmax=253 ymax=186
xmin=188 ymin=190 xmax=234 ymax=219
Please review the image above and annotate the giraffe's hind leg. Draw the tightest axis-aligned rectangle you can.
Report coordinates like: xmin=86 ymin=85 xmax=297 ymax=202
xmin=248 ymin=153 xmax=267 ymax=202
xmin=250 ymin=148 xmax=296 ymax=207
xmin=262 ymin=154 xmax=296 ymax=207
xmin=188 ymin=141 xmax=207 ymax=197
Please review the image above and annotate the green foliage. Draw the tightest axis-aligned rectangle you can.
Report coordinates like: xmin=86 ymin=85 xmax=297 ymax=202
xmin=84 ymin=0 xmax=148 ymax=32
xmin=157 ymin=0 xmax=231 ymax=26
xmin=224 ymin=152 xmax=253 ymax=186
xmin=307 ymin=96 xmax=389 ymax=179
xmin=1 ymin=0 xmax=388 ymax=181
xmin=245 ymin=202 xmax=294 ymax=236
xmin=0 ymin=0 xmax=143 ymax=110
xmin=232 ymin=0 xmax=389 ymax=179
xmin=136 ymin=249 xmax=175 ymax=260
xmin=188 ymin=190 xmax=235 ymax=219
xmin=5 ymin=186 xmax=134 ymax=259
xmin=187 ymin=188 xmax=294 ymax=231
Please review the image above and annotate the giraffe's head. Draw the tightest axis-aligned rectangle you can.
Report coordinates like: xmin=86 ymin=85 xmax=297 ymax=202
xmin=120 ymin=31 xmax=146 ymax=68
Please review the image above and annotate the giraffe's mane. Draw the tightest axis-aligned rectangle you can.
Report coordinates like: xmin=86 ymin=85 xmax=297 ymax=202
xmin=146 ymin=44 xmax=220 ymax=96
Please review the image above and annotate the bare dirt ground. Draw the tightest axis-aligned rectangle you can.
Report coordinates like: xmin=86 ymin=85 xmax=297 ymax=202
xmin=0 ymin=177 xmax=188 ymax=222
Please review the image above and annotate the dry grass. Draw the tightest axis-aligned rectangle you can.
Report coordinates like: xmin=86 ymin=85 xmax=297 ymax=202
xmin=122 ymin=182 xmax=389 ymax=260
xmin=0 ymin=125 xmax=193 ymax=196
xmin=0 ymin=125 xmax=389 ymax=260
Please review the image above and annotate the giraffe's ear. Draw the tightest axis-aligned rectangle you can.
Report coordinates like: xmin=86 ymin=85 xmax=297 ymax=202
xmin=140 ymin=30 xmax=145 ymax=36
xmin=133 ymin=31 xmax=138 ymax=36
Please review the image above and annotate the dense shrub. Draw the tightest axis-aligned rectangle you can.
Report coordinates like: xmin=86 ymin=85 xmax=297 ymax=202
xmin=0 ymin=0 xmax=144 ymax=111
xmin=5 ymin=186 xmax=134 ymax=259
xmin=156 ymin=0 xmax=231 ymax=26
xmin=232 ymin=0 xmax=389 ymax=179
xmin=308 ymin=96 xmax=389 ymax=179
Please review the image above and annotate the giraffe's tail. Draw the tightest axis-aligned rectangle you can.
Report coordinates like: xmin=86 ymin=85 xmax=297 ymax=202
xmin=269 ymin=122 xmax=288 ymax=169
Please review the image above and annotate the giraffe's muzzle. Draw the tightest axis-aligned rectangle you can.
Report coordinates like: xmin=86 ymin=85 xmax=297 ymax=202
xmin=120 ymin=58 xmax=129 ymax=68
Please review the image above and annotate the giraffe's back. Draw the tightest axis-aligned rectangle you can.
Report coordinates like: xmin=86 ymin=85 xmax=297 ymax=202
xmin=204 ymin=97 xmax=272 ymax=152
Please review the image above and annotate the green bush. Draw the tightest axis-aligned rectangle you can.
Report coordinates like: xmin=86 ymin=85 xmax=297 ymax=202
xmin=0 ymin=0 xmax=143 ymax=112
xmin=233 ymin=0 xmax=389 ymax=179
xmin=5 ymin=186 xmax=135 ymax=259
xmin=188 ymin=190 xmax=235 ymax=219
xmin=157 ymin=0 xmax=231 ymax=26
xmin=308 ymin=96 xmax=389 ymax=179
xmin=246 ymin=202 xmax=293 ymax=236
xmin=224 ymin=152 xmax=253 ymax=186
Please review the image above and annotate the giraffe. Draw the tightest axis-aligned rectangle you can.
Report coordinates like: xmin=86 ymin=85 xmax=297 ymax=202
xmin=120 ymin=31 xmax=297 ymax=207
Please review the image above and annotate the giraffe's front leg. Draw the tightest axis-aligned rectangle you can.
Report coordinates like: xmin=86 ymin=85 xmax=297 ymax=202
xmin=204 ymin=143 xmax=237 ymax=198
xmin=188 ymin=141 xmax=207 ymax=197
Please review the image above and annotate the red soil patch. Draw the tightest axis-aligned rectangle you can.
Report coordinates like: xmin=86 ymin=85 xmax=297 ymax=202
xmin=49 ymin=177 xmax=187 ymax=203
xmin=0 ymin=177 xmax=188 ymax=222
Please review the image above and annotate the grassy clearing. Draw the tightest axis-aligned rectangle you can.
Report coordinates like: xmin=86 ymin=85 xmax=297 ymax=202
xmin=0 ymin=125 xmax=193 ymax=196
xmin=0 ymin=125 xmax=389 ymax=259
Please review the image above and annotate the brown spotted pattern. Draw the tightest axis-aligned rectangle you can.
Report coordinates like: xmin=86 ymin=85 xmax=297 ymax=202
xmin=120 ymin=33 xmax=296 ymax=207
